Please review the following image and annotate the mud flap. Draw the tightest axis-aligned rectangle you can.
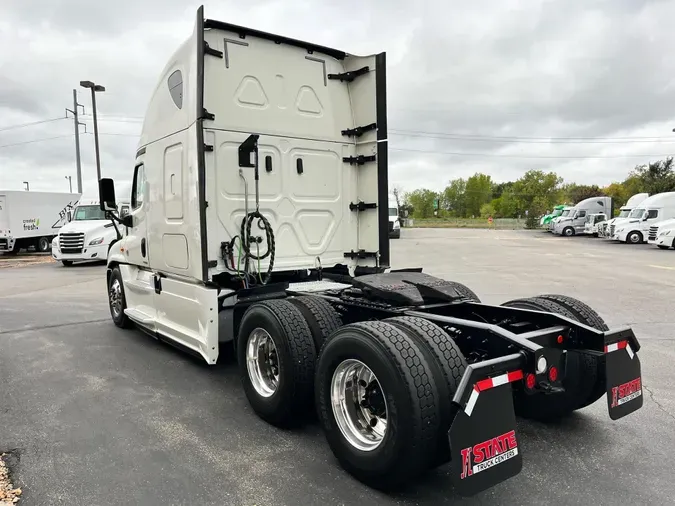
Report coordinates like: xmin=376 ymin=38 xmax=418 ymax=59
xmin=604 ymin=328 xmax=643 ymax=420
xmin=448 ymin=353 xmax=524 ymax=496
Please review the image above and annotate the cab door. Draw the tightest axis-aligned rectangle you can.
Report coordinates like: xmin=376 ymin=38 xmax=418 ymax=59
xmin=125 ymin=162 xmax=150 ymax=267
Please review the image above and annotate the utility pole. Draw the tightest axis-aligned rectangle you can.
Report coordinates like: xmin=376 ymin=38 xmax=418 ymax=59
xmin=65 ymin=89 xmax=85 ymax=193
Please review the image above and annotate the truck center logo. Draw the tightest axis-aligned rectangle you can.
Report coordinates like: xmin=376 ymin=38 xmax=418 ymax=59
xmin=23 ymin=218 xmax=40 ymax=231
xmin=611 ymin=378 xmax=642 ymax=408
xmin=460 ymin=430 xmax=519 ymax=479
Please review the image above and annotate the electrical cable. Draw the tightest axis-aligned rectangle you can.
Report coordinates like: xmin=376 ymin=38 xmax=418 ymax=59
xmin=240 ymin=210 xmax=275 ymax=285
xmin=0 ymin=117 xmax=67 ymax=133
xmin=0 ymin=134 xmax=74 ymax=150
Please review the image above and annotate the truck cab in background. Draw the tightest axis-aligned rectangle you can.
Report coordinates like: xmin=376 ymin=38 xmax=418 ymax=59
xmin=613 ymin=192 xmax=675 ymax=244
xmin=652 ymin=218 xmax=675 ymax=249
xmin=553 ymin=196 xmax=613 ymax=236
xmin=583 ymin=213 xmax=608 ymax=237
xmin=52 ymin=198 xmax=130 ymax=266
xmin=540 ymin=204 xmax=566 ymax=230
xmin=547 ymin=205 xmax=573 ymax=231
xmin=388 ymin=198 xmax=400 ymax=239
xmin=600 ymin=192 xmax=649 ymax=239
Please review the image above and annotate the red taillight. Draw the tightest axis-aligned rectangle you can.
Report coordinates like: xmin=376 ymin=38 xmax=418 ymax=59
xmin=526 ymin=373 xmax=536 ymax=389
xmin=557 ymin=335 xmax=564 ymax=344
xmin=548 ymin=366 xmax=558 ymax=382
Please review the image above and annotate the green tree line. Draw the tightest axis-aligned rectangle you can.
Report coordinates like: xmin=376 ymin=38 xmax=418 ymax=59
xmin=399 ymin=157 xmax=675 ymax=223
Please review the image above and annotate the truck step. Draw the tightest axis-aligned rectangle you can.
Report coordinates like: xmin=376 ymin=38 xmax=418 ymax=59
xmin=123 ymin=308 xmax=155 ymax=325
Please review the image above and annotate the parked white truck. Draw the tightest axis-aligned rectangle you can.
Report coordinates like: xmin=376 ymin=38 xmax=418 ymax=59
xmin=388 ymin=197 xmax=400 ymax=239
xmin=600 ymin=192 xmax=649 ymax=239
xmin=51 ymin=197 xmax=130 ymax=266
xmin=94 ymin=6 xmax=644 ymax=496
xmin=651 ymin=218 xmax=675 ymax=249
xmin=583 ymin=213 xmax=608 ymax=237
xmin=553 ymin=196 xmax=613 ymax=236
xmin=0 ymin=190 xmax=81 ymax=254
xmin=613 ymin=192 xmax=675 ymax=244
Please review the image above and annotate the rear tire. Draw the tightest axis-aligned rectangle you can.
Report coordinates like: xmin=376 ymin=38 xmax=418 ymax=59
xmin=658 ymin=245 xmax=669 ymax=250
xmin=237 ymin=300 xmax=316 ymax=427
xmin=315 ymin=321 xmax=441 ymax=490
xmin=445 ymin=281 xmax=481 ymax=302
xmin=384 ymin=316 xmax=466 ymax=466
xmin=500 ymin=296 xmax=599 ymax=421
xmin=535 ymin=294 xmax=608 ymax=409
xmin=37 ymin=237 xmax=51 ymax=252
xmin=288 ymin=295 xmax=342 ymax=353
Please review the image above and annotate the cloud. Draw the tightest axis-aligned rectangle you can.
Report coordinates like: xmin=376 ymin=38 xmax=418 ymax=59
xmin=2 ymin=0 xmax=675 ymax=196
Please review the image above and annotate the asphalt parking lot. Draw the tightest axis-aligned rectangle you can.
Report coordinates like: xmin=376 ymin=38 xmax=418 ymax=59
xmin=1 ymin=229 xmax=674 ymax=506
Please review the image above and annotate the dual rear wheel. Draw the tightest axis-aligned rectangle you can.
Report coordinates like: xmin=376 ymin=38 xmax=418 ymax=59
xmin=236 ymin=286 xmax=608 ymax=487
xmin=236 ymin=289 xmax=471 ymax=489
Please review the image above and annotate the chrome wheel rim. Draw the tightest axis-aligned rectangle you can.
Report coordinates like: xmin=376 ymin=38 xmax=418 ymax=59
xmin=331 ymin=359 xmax=388 ymax=452
xmin=246 ymin=328 xmax=280 ymax=398
xmin=109 ymin=278 xmax=122 ymax=318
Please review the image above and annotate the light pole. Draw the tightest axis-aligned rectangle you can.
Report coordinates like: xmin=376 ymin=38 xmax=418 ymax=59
xmin=65 ymin=176 xmax=73 ymax=193
xmin=79 ymin=80 xmax=106 ymax=181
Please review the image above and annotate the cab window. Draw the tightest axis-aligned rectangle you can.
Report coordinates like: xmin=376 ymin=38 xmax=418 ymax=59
xmin=647 ymin=210 xmax=658 ymax=219
xmin=131 ymin=163 xmax=146 ymax=210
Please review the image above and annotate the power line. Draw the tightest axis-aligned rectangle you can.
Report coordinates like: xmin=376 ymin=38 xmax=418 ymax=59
xmin=0 ymin=117 xmax=68 ymax=133
xmin=389 ymin=146 xmax=675 ymax=159
xmin=388 ymin=127 xmax=675 ymax=142
xmin=389 ymin=130 xmax=675 ymax=144
xmin=0 ymin=134 xmax=74 ymax=150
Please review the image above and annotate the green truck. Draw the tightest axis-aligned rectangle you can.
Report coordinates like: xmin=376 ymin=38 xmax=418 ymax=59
xmin=540 ymin=204 xmax=567 ymax=229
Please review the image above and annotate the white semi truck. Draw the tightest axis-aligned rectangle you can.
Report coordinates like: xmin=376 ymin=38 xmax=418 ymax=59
xmin=51 ymin=197 xmax=130 ymax=266
xmin=0 ymin=190 xmax=81 ymax=254
xmin=599 ymin=192 xmax=649 ymax=239
xmin=651 ymin=218 xmax=675 ymax=249
xmin=95 ymin=6 xmax=644 ymax=496
xmin=613 ymin=192 xmax=675 ymax=244
xmin=388 ymin=197 xmax=400 ymax=239
xmin=553 ymin=196 xmax=613 ymax=236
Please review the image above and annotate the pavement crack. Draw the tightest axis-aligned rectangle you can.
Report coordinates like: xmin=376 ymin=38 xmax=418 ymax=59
xmin=0 ymin=319 xmax=110 ymax=336
xmin=643 ymin=384 xmax=675 ymax=422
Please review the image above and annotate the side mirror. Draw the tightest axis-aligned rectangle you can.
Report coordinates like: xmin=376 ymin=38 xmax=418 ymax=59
xmin=99 ymin=178 xmax=117 ymax=212
xmin=67 ymin=211 xmax=72 ymax=222
xmin=121 ymin=214 xmax=133 ymax=227
xmin=642 ymin=214 xmax=649 ymax=221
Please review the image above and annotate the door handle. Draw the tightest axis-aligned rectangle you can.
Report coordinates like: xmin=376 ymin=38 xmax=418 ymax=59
xmin=141 ymin=238 xmax=146 ymax=258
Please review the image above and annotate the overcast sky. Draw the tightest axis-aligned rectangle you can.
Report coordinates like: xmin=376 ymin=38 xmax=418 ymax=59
xmin=2 ymin=0 xmax=675 ymax=197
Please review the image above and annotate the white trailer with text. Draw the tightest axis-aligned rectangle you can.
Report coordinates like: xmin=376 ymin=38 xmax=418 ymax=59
xmin=98 ymin=6 xmax=644 ymax=496
xmin=0 ymin=190 xmax=81 ymax=253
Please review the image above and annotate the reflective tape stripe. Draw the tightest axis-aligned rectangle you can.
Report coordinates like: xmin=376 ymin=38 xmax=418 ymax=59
xmin=605 ymin=340 xmax=628 ymax=353
xmin=464 ymin=369 xmax=524 ymax=416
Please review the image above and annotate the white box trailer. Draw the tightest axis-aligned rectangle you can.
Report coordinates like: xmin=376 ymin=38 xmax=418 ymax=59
xmin=0 ymin=190 xmax=82 ymax=253
xmin=94 ymin=5 xmax=644 ymax=496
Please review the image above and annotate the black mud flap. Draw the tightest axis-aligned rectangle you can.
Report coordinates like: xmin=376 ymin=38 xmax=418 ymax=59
xmin=449 ymin=353 xmax=525 ymax=496
xmin=605 ymin=328 xmax=643 ymax=420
